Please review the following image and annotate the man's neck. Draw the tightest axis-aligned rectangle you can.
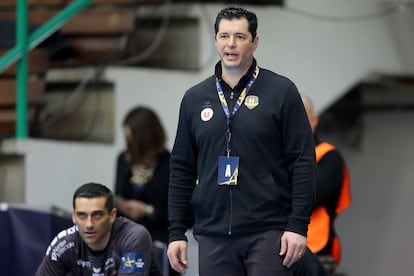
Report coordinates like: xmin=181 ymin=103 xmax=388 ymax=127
xmin=222 ymin=72 xmax=241 ymax=89
xmin=221 ymin=63 xmax=251 ymax=89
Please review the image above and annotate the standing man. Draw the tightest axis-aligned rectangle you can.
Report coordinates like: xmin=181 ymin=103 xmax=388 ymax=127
xmin=168 ymin=6 xmax=317 ymax=276
xmin=35 ymin=182 xmax=162 ymax=276
xmin=301 ymin=95 xmax=352 ymax=275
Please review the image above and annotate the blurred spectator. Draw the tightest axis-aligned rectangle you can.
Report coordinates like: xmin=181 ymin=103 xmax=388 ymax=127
xmin=302 ymin=95 xmax=352 ymax=275
xmin=114 ymin=105 xmax=177 ymax=275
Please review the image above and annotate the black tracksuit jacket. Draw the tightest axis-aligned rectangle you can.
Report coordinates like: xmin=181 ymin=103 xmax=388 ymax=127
xmin=168 ymin=60 xmax=316 ymax=242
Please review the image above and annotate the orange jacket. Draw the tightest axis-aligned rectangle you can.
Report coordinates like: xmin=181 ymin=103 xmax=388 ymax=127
xmin=307 ymin=142 xmax=351 ymax=264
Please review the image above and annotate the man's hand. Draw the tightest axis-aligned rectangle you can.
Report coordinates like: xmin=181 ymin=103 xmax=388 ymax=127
xmin=167 ymin=240 xmax=188 ymax=273
xmin=117 ymin=199 xmax=147 ymax=220
xmin=279 ymin=231 xmax=307 ymax=268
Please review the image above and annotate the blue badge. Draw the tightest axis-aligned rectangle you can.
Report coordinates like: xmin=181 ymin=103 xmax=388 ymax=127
xmin=119 ymin=252 xmax=145 ymax=273
xmin=217 ymin=156 xmax=239 ymax=185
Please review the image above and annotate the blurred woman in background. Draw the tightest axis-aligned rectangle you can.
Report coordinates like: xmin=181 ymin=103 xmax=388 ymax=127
xmin=114 ymin=106 xmax=176 ymax=275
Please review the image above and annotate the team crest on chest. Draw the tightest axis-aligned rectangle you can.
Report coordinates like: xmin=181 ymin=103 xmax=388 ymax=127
xmin=244 ymin=95 xmax=259 ymax=110
xmin=201 ymin=107 xmax=214 ymax=122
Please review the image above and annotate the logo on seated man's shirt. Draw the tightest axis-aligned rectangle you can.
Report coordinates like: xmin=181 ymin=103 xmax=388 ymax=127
xmin=119 ymin=252 xmax=145 ymax=273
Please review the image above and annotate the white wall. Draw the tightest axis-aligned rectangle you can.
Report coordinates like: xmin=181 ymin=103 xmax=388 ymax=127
xmin=2 ymin=139 xmax=117 ymax=210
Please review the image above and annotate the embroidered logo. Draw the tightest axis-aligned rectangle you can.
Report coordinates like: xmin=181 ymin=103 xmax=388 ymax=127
xmin=244 ymin=95 xmax=259 ymax=110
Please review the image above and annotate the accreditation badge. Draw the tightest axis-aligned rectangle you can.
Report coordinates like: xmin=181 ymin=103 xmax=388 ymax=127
xmin=217 ymin=156 xmax=239 ymax=185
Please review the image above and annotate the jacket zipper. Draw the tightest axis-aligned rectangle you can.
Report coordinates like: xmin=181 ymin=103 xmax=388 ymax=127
xmin=228 ymin=188 xmax=233 ymax=235
xmin=228 ymin=90 xmax=234 ymax=235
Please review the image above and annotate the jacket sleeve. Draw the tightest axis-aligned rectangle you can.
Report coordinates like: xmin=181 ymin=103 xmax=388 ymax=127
xmin=34 ymin=232 xmax=73 ymax=276
xmin=282 ymin=83 xmax=317 ymax=236
xmin=168 ymin=93 xmax=197 ymax=242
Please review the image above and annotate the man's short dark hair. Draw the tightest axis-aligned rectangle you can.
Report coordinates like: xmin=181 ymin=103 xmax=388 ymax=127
xmin=214 ymin=6 xmax=258 ymax=41
xmin=72 ymin=182 xmax=114 ymax=212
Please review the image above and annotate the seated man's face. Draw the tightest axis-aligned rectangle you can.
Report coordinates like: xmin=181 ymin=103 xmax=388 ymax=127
xmin=72 ymin=197 xmax=116 ymax=251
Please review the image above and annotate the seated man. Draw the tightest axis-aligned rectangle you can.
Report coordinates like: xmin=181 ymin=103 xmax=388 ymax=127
xmin=35 ymin=182 xmax=161 ymax=276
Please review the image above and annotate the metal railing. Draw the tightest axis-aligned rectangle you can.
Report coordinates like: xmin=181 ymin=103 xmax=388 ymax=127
xmin=0 ymin=0 xmax=91 ymax=138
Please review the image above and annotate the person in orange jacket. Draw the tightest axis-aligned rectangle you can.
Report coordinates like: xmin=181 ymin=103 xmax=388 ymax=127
xmin=301 ymin=95 xmax=352 ymax=275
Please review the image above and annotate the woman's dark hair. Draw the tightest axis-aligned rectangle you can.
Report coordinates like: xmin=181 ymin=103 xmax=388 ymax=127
xmin=214 ymin=6 xmax=258 ymax=41
xmin=123 ymin=106 xmax=166 ymax=165
xmin=73 ymin=182 xmax=114 ymax=212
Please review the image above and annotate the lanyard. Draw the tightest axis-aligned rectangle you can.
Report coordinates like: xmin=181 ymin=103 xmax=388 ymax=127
xmin=215 ymin=66 xmax=259 ymax=156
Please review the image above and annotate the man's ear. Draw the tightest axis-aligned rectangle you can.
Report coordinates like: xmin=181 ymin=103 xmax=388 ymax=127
xmin=72 ymin=209 xmax=76 ymax=224
xmin=253 ymin=36 xmax=259 ymax=51
xmin=110 ymin=208 xmax=117 ymax=223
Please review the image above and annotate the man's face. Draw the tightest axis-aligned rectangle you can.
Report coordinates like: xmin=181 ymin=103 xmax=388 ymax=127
xmin=215 ymin=18 xmax=258 ymax=73
xmin=72 ymin=197 xmax=116 ymax=251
